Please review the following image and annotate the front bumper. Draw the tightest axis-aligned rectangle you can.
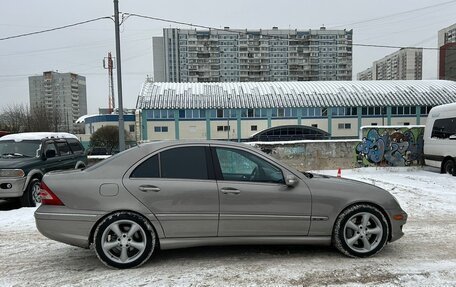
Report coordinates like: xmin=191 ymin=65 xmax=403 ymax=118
xmin=34 ymin=205 xmax=103 ymax=248
xmin=386 ymin=209 xmax=408 ymax=242
xmin=0 ymin=177 xmax=26 ymax=199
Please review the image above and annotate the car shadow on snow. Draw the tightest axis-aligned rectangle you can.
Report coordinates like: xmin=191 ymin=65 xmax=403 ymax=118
xmin=0 ymin=199 xmax=21 ymax=211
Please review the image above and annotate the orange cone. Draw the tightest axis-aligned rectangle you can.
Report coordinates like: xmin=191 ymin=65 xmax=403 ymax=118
xmin=337 ymin=168 xmax=342 ymax=178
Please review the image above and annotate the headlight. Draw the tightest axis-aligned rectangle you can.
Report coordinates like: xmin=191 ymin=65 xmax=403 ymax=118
xmin=0 ymin=169 xmax=25 ymax=178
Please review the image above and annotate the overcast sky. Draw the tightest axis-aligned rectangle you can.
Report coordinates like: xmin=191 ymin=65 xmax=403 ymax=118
xmin=1 ymin=0 xmax=455 ymax=114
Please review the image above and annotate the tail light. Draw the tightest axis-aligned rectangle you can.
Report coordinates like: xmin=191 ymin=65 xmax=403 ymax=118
xmin=39 ymin=182 xmax=64 ymax=206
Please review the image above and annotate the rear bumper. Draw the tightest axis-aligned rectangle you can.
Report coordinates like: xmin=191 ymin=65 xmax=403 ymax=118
xmin=0 ymin=177 xmax=26 ymax=199
xmin=385 ymin=208 xmax=408 ymax=242
xmin=34 ymin=205 xmax=103 ymax=248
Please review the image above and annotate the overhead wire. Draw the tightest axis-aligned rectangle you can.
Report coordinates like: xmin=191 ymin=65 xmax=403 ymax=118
xmin=0 ymin=16 xmax=113 ymax=41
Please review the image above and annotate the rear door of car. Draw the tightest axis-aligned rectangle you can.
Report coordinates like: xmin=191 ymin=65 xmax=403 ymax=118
xmin=212 ymin=145 xmax=312 ymax=237
xmin=123 ymin=144 xmax=219 ymax=238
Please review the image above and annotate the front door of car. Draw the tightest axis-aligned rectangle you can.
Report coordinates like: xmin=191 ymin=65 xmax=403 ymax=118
xmin=41 ymin=141 xmax=61 ymax=173
xmin=123 ymin=145 xmax=219 ymax=238
xmin=212 ymin=146 xmax=312 ymax=237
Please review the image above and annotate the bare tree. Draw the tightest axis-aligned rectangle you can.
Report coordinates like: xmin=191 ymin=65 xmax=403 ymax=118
xmin=0 ymin=104 xmax=56 ymax=133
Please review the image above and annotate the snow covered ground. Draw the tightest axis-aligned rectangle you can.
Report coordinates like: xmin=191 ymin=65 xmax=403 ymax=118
xmin=1 ymin=167 xmax=455 ymax=286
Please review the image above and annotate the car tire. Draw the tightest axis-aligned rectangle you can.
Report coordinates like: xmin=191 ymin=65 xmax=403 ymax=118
xmin=333 ymin=204 xmax=389 ymax=258
xmin=443 ymin=159 xmax=455 ymax=176
xmin=19 ymin=178 xmax=41 ymax=208
xmin=94 ymin=212 xmax=156 ymax=269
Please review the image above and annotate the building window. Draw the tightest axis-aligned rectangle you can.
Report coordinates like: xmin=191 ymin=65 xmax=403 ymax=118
xmin=247 ymin=109 xmax=254 ymax=118
xmin=179 ymin=109 xmax=185 ymax=118
xmin=217 ymin=125 xmax=230 ymax=132
xmin=251 ymin=125 xmax=258 ymax=131
xmin=338 ymin=123 xmax=352 ymax=129
xmin=217 ymin=109 xmax=223 ymax=118
xmin=403 ymin=122 xmax=410 ymax=126
xmin=311 ymin=124 xmax=318 ymax=128
xmin=129 ymin=125 xmax=135 ymax=132
xmin=154 ymin=126 xmax=168 ymax=132
xmin=371 ymin=123 xmax=378 ymax=126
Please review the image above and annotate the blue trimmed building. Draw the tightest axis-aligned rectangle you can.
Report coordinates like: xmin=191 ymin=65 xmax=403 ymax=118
xmin=134 ymin=80 xmax=456 ymax=142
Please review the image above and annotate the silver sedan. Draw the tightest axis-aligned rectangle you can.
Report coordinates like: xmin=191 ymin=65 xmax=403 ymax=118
xmin=35 ymin=141 xmax=407 ymax=269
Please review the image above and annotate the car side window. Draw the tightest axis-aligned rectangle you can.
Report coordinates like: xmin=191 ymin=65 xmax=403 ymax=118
xmin=67 ymin=139 xmax=84 ymax=154
xmin=44 ymin=142 xmax=58 ymax=158
xmin=131 ymin=154 xmax=159 ymax=178
xmin=56 ymin=141 xmax=72 ymax=156
xmin=160 ymin=146 xmax=209 ymax=180
xmin=215 ymin=147 xmax=284 ymax=184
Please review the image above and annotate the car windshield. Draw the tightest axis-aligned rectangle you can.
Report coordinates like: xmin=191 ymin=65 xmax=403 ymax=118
xmin=0 ymin=140 xmax=41 ymax=158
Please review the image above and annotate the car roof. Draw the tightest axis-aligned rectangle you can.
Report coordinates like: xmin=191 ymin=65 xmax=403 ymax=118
xmin=0 ymin=132 xmax=78 ymax=142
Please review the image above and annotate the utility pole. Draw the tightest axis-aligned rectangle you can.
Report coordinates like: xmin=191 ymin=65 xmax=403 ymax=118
xmin=113 ymin=0 xmax=125 ymax=151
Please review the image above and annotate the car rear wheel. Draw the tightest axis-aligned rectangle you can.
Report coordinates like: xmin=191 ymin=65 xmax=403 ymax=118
xmin=333 ymin=204 xmax=389 ymax=258
xmin=19 ymin=178 xmax=41 ymax=208
xmin=94 ymin=212 xmax=156 ymax=269
xmin=443 ymin=159 xmax=455 ymax=176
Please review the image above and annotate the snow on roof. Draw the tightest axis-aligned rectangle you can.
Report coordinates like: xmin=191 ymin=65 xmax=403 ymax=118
xmin=75 ymin=114 xmax=101 ymax=124
xmin=0 ymin=132 xmax=78 ymax=142
xmin=136 ymin=80 xmax=456 ymax=109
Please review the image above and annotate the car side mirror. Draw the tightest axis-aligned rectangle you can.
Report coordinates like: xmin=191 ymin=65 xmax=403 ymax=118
xmin=45 ymin=150 xmax=56 ymax=159
xmin=285 ymin=174 xmax=298 ymax=187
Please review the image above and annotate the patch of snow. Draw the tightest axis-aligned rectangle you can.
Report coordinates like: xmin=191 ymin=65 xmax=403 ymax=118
xmin=0 ymin=132 xmax=78 ymax=142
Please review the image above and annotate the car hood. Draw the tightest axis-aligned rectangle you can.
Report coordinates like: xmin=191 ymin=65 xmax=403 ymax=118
xmin=0 ymin=157 xmax=38 ymax=169
xmin=304 ymin=172 xmax=402 ymax=210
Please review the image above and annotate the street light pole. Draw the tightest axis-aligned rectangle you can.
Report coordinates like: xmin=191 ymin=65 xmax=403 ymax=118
xmin=113 ymin=0 xmax=125 ymax=151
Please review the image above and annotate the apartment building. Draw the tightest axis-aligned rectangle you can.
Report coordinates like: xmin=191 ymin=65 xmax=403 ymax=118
xmin=29 ymin=71 xmax=87 ymax=133
xmin=153 ymin=27 xmax=353 ymax=82
xmin=438 ymin=23 xmax=456 ymax=81
xmin=357 ymin=48 xmax=422 ymax=80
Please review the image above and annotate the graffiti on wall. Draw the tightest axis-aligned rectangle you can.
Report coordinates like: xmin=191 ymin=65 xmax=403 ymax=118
xmin=355 ymin=127 xmax=424 ymax=166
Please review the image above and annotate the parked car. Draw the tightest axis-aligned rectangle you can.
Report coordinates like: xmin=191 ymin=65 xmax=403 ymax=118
xmin=0 ymin=132 xmax=87 ymax=207
xmin=87 ymin=147 xmax=109 ymax=156
xmin=35 ymin=140 xmax=407 ymax=269
xmin=424 ymin=102 xmax=456 ymax=175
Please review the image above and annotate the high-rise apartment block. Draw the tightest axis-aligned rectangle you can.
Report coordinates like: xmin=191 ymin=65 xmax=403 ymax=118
xmin=153 ymin=27 xmax=353 ymax=82
xmin=29 ymin=71 xmax=87 ymax=132
xmin=438 ymin=23 xmax=456 ymax=81
xmin=357 ymin=48 xmax=422 ymax=81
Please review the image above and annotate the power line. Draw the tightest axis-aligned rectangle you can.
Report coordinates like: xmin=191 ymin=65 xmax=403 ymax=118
xmin=328 ymin=0 xmax=456 ymax=29
xmin=0 ymin=16 xmax=112 ymax=41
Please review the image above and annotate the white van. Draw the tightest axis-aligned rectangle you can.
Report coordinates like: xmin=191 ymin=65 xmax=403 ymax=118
xmin=424 ymin=102 xmax=456 ymax=175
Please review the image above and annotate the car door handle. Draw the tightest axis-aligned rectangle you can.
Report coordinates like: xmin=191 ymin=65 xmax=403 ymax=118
xmin=221 ymin=187 xmax=240 ymax=195
xmin=138 ymin=185 xmax=161 ymax=192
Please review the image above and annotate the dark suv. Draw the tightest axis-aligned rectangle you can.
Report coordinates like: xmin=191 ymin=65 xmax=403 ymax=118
xmin=0 ymin=132 xmax=87 ymax=207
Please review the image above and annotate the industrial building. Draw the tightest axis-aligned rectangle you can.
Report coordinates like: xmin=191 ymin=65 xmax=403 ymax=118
xmin=29 ymin=71 xmax=87 ymax=133
xmin=134 ymin=80 xmax=456 ymax=142
xmin=357 ymin=48 xmax=423 ymax=81
xmin=153 ymin=27 xmax=353 ymax=83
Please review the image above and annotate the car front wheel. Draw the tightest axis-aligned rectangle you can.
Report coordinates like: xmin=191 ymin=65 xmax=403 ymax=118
xmin=443 ymin=159 xmax=455 ymax=176
xmin=19 ymin=178 xmax=41 ymax=207
xmin=333 ymin=204 xmax=389 ymax=258
xmin=94 ymin=212 xmax=156 ymax=269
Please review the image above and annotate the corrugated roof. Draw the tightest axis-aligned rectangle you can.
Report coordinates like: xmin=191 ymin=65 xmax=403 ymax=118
xmin=136 ymin=80 xmax=456 ymax=109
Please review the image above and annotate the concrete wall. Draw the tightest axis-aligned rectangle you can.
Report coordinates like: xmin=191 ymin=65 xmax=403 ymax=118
xmin=251 ymin=140 xmax=361 ymax=171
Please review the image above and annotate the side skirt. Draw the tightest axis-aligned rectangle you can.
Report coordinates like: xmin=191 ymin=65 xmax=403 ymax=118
xmin=159 ymin=236 xmax=332 ymax=250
